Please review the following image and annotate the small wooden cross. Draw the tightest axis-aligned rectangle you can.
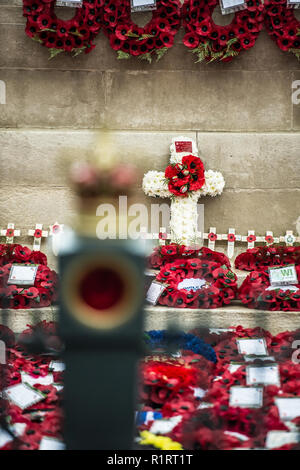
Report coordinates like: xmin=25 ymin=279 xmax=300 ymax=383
xmin=280 ymin=230 xmax=296 ymax=246
xmin=28 ymin=224 xmax=48 ymax=251
xmin=0 ymin=223 xmax=21 ymax=244
xmin=242 ymin=230 xmax=257 ymax=249
xmin=203 ymin=227 xmax=223 ymax=252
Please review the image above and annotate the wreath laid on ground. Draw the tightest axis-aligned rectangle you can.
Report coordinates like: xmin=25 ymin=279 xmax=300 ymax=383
xmin=181 ymin=0 xmax=264 ymax=62
xmin=0 ymin=244 xmax=58 ymax=309
xmin=155 ymin=259 xmax=237 ymax=308
xmin=238 ymin=266 xmax=300 ymax=311
xmin=102 ymin=0 xmax=181 ymax=62
xmin=148 ymin=244 xmax=231 ymax=269
xmin=264 ymin=0 xmax=300 ymax=60
xmin=22 ymin=0 xmax=103 ymax=58
xmin=235 ymin=245 xmax=300 ymax=271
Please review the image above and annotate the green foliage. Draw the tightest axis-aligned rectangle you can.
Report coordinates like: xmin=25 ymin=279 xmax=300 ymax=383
xmin=72 ymin=47 xmax=86 ymax=57
xmin=156 ymin=47 xmax=168 ymax=62
xmin=32 ymin=35 xmax=43 ymax=44
xmin=289 ymin=48 xmax=300 ymax=61
xmin=117 ymin=50 xmax=131 ymax=60
xmin=138 ymin=53 xmax=153 ymax=63
xmin=126 ymin=30 xmax=140 ymax=38
xmin=48 ymin=48 xmax=64 ymax=60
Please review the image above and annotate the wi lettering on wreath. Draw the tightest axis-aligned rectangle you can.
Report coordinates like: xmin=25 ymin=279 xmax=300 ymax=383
xmin=0 ymin=80 xmax=6 ymax=104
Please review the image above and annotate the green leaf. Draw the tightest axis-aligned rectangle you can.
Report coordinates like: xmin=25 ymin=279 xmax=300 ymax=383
xmin=48 ymin=48 xmax=64 ymax=60
xmin=139 ymin=33 xmax=154 ymax=40
xmin=34 ymin=295 xmax=40 ymax=303
xmin=289 ymin=48 xmax=300 ymax=61
xmin=38 ymin=28 xmax=57 ymax=33
xmin=117 ymin=50 xmax=131 ymax=60
xmin=72 ymin=46 xmax=86 ymax=57
xmin=138 ymin=52 xmax=153 ymax=63
xmin=156 ymin=47 xmax=168 ymax=62
xmin=126 ymin=30 xmax=140 ymax=38
xmin=32 ymin=35 xmax=43 ymax=44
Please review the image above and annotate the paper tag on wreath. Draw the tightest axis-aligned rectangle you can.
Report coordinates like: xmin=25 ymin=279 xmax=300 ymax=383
xmin=8 ymin=264 xmax=38 ymax=286
xmin=146 ymin=281 xmax=166 ymax=305
xmin=268 ymin=264 xmax=298 ymax=287
xmin=229 ymin=386 xmax=263 ymax=408
xmin=236 ymin=338 xmax=268 ymax=356
xmin=56 ymin=0 xmax=83 ymax=7
xmin=177 ymin=278 xmax=209 ymax=291
xmin=287 ymin=0 xmax=300 ymax=9
xmin=220 ymin=0 xmax=246 ymax=14
xmin=130 ymin=0 xmax=157 ymax=12
xmin=3 ymin=383 xmax=45 ymax=410
xmin=174 ymin=141 xmax=193 ymax=153
xmin=275 ymin=397 xmax=300 ymax=421
xmin=246 ymin=364 xmax=280 ymax=386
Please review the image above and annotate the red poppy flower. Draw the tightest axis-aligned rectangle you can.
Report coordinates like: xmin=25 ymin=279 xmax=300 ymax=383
xmin=208 ymin=232 xmax=217 ymax=242
xmin=110 ymin=34 xmax=124 ymax=50
xmin=13 ymin=245 xmax=32 ymax=262
xmin=196 ymin=18 xmax=212 ymax=37
xmin=227 ymin=233 xmax=236 ymax=242
xmin=265 ymin=235 xmax=274 ymax=244
xmin=183 ymin=32 xmax=199 ymax=49
xmin=247 ymin=234 xmax=256 ymax=243
xmin=240 ymin=35 xmax=256 ymax=49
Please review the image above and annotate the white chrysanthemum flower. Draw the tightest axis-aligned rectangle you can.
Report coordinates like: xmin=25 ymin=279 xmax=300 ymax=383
xmin=196 ymin=170 xmax=225 ymax=198
xmin=142 ymin=171 xmax=171 ymax=199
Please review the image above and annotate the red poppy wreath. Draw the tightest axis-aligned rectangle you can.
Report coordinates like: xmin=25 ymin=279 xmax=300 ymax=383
xmin=182 ymin=0 xmax=264 ymax=62
xmin=264 ymin=0 xmax=300 ymax=60
xmin=0 ymin=244 xmax=58 ymax=309
xmin=148 ymin=244 xmax=231 ymax=270
xmin=102 ymin=0 xmax=181 ymax=62
xmin=23 ymin=0 xmax=103 ymax=58
xmin=156 ymin=259 xmax=237 ymax=308
xmin=238 ymin=266 xmax=300 ymax=311
xmin=235 ymin=245 xmax=300 ymax=272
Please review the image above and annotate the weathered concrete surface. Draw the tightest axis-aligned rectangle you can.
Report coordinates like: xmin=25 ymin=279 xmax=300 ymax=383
xmin=2 ymin=130 xmax=299 ymax=189
xmin=1 ymin=305 xmax=299 ymax=335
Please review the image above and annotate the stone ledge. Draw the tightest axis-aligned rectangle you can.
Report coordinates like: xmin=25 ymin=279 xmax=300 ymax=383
xmin=1 ymin=304 xmax=299 ymax=335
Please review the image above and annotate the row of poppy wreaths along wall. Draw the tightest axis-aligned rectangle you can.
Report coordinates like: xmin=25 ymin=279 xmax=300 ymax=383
xmin=23 ymin=0 xmax=300 ymax=63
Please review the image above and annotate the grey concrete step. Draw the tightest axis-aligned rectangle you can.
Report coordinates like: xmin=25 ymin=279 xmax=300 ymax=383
xmin=1 ymin=304 xmax=299 ymax=336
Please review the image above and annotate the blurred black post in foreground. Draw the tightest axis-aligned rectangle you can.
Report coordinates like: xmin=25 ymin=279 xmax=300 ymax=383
xmin=59 ymin=238 xmax=145 ymax=450
xmin=59 ymin=133 xmax=145 ymax=450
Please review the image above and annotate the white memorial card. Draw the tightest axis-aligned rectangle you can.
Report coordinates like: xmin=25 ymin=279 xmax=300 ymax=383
xmin=150 ymin=415 xmax=182 ymax=434
xmin=266 ymin=431 xmax=300 ymax=449
xmin=56 ymin=0 xmax=83 ymax=7
xmin=178 ymin=278 xmax=208 ymax=291
xmin=39 ymin=437 xmax=65 ymax=451
xmin=8 ymin=264 xmax=38 ymax=286
xmin=287 ymin=0 xmax=300 ymax=8
xmin=49 ymin=361 xmax=66 ymax=372
xmin=220 ymin=0 xmax=246 ymax=14
xmin=146 ymin=281 xmax=166 ymax=305
xmin=246 ymin=364 xmax=280 ymax=386
xmin=229 ymin=362 xmax=245 ymax=374
xmin=21 ymin=372 xmax=54 ymax=387
xmin=236 ymin=338 xmax=268 ymax=356
xmin=131 ymin=0 xmax=157 ymax=12
xmin=275 ymin=397 xmax=300 ymax=421
xmin=4 ymin=383 xmax=45 ymax=410
xmin=229 ymin=386 xmax=263 ymax=408
xmin=269 ymin=264 xmax=298 ymax=287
